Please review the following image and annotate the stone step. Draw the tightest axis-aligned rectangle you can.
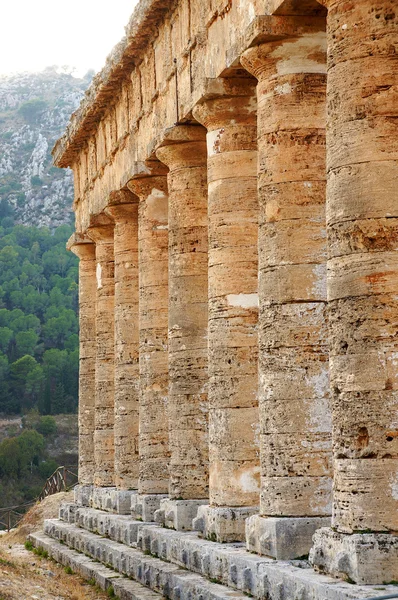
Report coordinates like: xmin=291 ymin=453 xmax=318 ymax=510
xmin=60 ymin=502 xmax=151 ymax=547
xmin=43 ymin=518 xmax=250 ymax=600
xmin=136 ymin=524 xmax=394 ymax=600
xmin=57 ymin=505 xmax=397 ymax=600
xmin=29 ymin=531 xmax=162 ymax=600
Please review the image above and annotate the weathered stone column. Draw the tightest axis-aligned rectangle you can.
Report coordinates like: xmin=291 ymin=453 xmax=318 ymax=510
xmin=67 ymin=233 xmax=96 ymax=486
xmin=192 ymin=79 xmax=260 ymax=542
xmin=310 ymin=1 xmax=398 ymax=584
xmin=127 ymin=165 xmax=170 ymax=521
xmin=87 ymin=219 xmax=116 ymax=489
xmin=105 ymin=191 xmax=140 ymax=502
xmin=241 ymin=24 xmax=332 ymax=559
xmin=154 ymin=125 xmax=209 ymax=530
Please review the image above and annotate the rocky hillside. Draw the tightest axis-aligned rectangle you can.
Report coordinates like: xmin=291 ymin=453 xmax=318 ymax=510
xmin=0 ymin=67 xmax=92 ymax=228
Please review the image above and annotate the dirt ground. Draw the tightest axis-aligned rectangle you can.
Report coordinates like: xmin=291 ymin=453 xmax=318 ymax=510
xmin=0 ymin=492 xmax=109 ymax=600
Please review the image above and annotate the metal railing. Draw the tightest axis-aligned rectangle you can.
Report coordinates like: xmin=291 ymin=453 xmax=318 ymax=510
xmin=38 ymin=465 xmax=78 ymax=501
xmin=0 ymin=465 xmax=78 ymax=532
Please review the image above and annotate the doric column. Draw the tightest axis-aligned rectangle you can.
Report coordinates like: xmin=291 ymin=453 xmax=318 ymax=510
xmin=241 ymin=24 xmax=332 ymax=559
xmin=127 ymin=165 xmax=170 ymax=521
xmin=105 ymin=191 xmax=140 ymax=492
xmin=192 ymin=79 xmax=260 ymax=542
xmin=155 ymin=125 xmax=209 ymax=530
xmin=67 ymin=233 xmax=96 ymax=485
xmin=310 ymin=1 xmax=398 ymax=584
xmin=87 ymin=220 xmax=115 ymax=488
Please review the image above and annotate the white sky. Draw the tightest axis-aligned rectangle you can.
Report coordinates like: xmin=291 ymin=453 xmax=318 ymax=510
xmin=0 ymin=1 xmax=139 ymax=77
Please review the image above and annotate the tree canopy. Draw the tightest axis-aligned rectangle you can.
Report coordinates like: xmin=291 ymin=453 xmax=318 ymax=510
xmin=0 ymin=211 xmax=79 ymax=415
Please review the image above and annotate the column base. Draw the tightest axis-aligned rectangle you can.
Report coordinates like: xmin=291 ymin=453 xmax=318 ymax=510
xmin=246 ymin=514 xmax=331 ymax=560
xmin=310 ymin=527 xmax=398 ymax=585
xmin=193 ymin=504 xmax=258 ymax=543
xmin=74 ymin=485 xmax=137 ymax=514
xmin=131 ymin=494 xmax=168 ymax=522
xmin=154 ymin=498 xmax=208 ymax=531
xmin=74 ymin=484 xmax=94 ymax=507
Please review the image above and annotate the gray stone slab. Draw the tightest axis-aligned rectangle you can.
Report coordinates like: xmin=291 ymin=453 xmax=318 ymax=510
xmin=193 ymin=504 xmax=258 ymax=543
xmin=310 ymin=527 xmax=398 ymax=585
xmin=74 ymin=485 xmax=137 ymax=515
xmin=131 ymin=493 xmax=168 ymax=521
xmin=74 ymin=484 xmax=93 ymax=507
xmin=38 ymin=514 xmax=398 ymax=600
xmin=29 ymin=531 xmax=160 ymax=600
xmin=155 ymin=498 xmax=208 ymax=531
xmin=72 ymin=505 xmax=151 ymax=546
xmin=59 ymin=502 xmax=77 ymax=524
xmin=246 ymin=514 xmax=331 ymax=560
xmin=42 ymin=519 xmax=252 ymax=600
xmin=136 ymin=522 xmax=398 ymax=600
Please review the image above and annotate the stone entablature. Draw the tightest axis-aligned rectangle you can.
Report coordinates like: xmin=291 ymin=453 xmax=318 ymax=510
xmin=58 ymin=0 xmax=397 ymax=588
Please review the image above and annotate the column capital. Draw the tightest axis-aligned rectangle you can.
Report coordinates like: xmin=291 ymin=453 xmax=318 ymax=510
xmin=193 ymin=77 xmax=257 ymax=132
xmin=67 ymin=232 xmax=95 ymax=260
xmin=127 ymin=175 xmax=168 ymax=201
xmin=86 ymin=214 xmax=114 ymax=244
xmin=105 ymin=189 xmax=138 ymax=223
xmin=155 ymin=125 xmax=207 ymax=170
xmin=241 ymin=31 xmax=326 ymax=81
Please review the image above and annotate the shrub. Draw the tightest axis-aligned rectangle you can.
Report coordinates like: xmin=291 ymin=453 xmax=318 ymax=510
xmin=36 ymin=415 xmax=57 ymax=436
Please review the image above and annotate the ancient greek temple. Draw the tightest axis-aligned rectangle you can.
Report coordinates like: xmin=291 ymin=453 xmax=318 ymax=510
xmin=29 ymin=1 xmax=398 ymax=598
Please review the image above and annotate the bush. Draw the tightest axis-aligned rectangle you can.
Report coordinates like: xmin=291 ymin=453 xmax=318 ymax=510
xmin=36 ymin=415 xmax=57 ymax=436
xmin=30 ymin=176 xmax=43 ymax=187
xmin=18 ymin=99 xmax=48 ymax=124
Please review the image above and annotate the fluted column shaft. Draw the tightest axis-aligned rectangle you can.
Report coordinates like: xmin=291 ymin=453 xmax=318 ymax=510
xmin=156 ymin=126 xmax=209 ymax=500
xmin=87 ymin=223 xmax=115 ymax=488
xmin=106 ymin=195 xmax=140 ymax=490
xmin=241 ymin=27 xmax=331 ymax=558
xmin=69 ymin=235 xmax=96 ymax=485
xmin=193 ymin=80 xmax=260 ymax=510
xmin=128 ymin=174 xmax=170 ymax=495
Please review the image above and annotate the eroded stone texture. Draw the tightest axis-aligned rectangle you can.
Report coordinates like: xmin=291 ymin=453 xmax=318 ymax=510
xmin=68 ymin=235 xmax=96 ymax=485
xmin=106 ymin=191 xmax=140 ymax=491
xmin=241 ymin=26 xmax=332 ymax=557
xmin=56 ymin=0 xmax=398 ymax=586
xmin=326 ymin=0 xmax=398 ymax=535
xmin=87 ymin=221 xmax=116 ymax=488
xmin=127 ymin=166 xmax=170 ymax=495
xmin=192 ymin=78 xmax=260 ymax=541
xmin=156 ymin=125 xmax=209 ymax=501
xmin=309 ymin=0 xmax=398 ymax=584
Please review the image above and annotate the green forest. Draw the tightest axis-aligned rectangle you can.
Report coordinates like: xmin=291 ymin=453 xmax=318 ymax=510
xmin=0 ymin=200 xmax=79 ymax=416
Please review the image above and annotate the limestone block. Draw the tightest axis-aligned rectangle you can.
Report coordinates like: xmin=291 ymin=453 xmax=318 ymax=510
xmin=155 ymin=498 xmax=208 ymax=531
xmin=323 ymin=0 xmax=398 ymax=550
xmin=310 ymin=527 xmax=398 ymax=585
xmin=128 ymin=169 xmax=170 ymax=497
xmin=131 ymin=494 xmax=168 ymax=522
xmin=194 ymin=505 xmax=259 ymax=543
xmin=87 ymin=223 xmax=116 ymax=488
xmin=260 ymin=476 xmax=332 ymax=517
xmin=68 ymin=236 xmax=96 ymax=485
xmin=74 ymin=484 xmax=93 ymax=507
xmin=156 ymin=126 xmax=209 ymax=501
xmin=332 ymin=458 xmax=398 ymax=533
xmin=193 ymin=82 xmax=260 ymax=512
xmin=106 ymin=198 xmax=140 ymax=491
xmin=242 ymin=33 xmax=331 ymax=529
xmin=246 ymin=514 xmax=331 ymax=560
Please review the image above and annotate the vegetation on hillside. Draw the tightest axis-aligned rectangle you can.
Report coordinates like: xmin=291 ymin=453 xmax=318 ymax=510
xmin=0 ymin=202 xmax=79 ymax=416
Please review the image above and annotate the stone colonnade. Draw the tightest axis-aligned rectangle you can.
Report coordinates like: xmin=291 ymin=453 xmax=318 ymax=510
xmin=68 ymin=0 xmax=397 ymax=585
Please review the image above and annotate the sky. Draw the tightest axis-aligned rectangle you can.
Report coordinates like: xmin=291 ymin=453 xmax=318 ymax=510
xmin=0 ymin=1 xmax=139 ymax=77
